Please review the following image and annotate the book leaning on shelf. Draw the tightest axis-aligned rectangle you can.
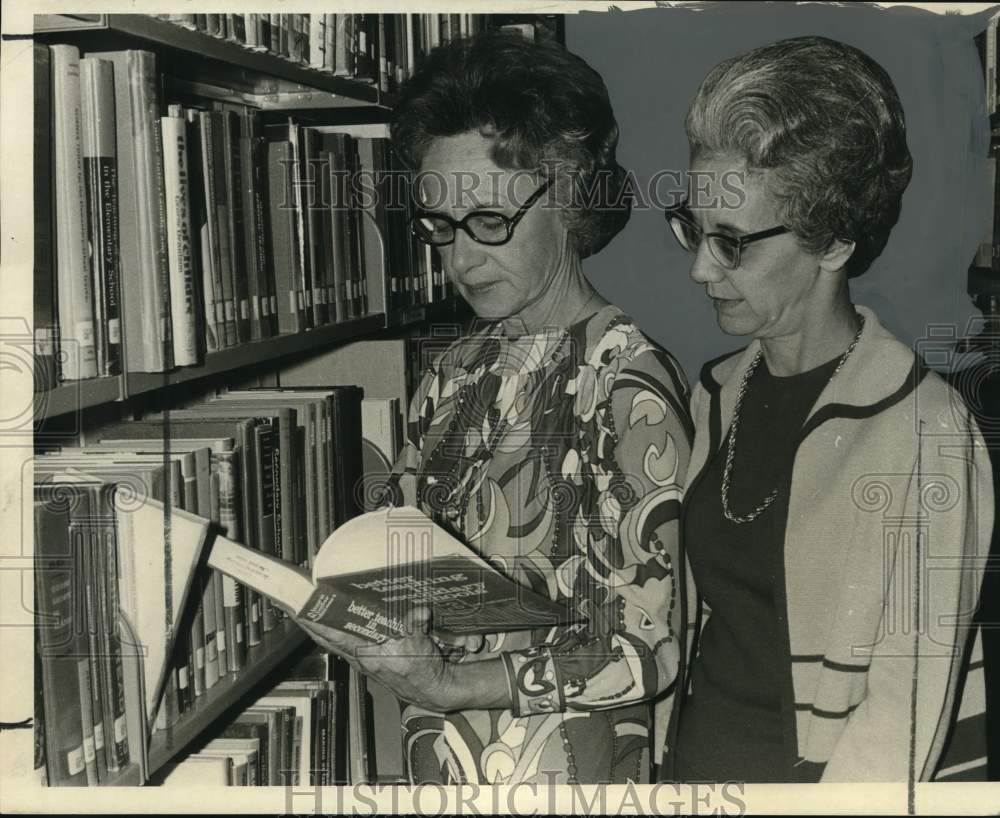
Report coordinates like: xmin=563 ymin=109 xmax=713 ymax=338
xmin=208 ymin=506 xmax=584 ymax=645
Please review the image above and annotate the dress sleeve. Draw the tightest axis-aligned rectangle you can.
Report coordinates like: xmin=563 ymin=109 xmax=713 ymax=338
xmin=500 ymin=347 xmax=694 ymax=716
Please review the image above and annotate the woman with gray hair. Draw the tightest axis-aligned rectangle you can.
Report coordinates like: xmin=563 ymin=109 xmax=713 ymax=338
xmin=293 ymin=31 xmax=693 ymax=784
xmin=662 ymin=35 xmax=993 ymax=782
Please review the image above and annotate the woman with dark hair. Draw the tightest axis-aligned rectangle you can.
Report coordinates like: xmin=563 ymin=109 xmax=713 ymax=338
xmin=293 ymin=32 xmax=693 ymax=785
xmin=663 ymin=35 xmax=993 ymax=782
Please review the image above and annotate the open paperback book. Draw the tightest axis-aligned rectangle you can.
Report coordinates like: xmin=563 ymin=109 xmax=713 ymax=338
xmin=208 ymin=505 xmax=584 ymax=643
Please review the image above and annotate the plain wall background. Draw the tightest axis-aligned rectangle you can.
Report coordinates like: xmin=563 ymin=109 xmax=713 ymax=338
xmin=565 ymin=2 xmax=993 ymax=384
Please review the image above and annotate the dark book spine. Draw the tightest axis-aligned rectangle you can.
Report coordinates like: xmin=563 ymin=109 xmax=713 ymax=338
xmin=33 ymin=44 xmax=57 ymax=389
xmin=290 ymin=125 xmax=314 ymax=330
xmin=222 ymin=110 xmax=251 ymax=343
xmin=80 ymin=58 xmax=122 ymax=378
xmin=255 ymin=423 xmax=278 ymax=634
xmin=266 ymin=138 xmax=302 ymax=334
xmin=238 ymin=130 xmax=262 ymax=341
xmin=93 ymin=486 xmax=128 ymax=772
xmin=196 ymin=111 xmax=225 ymax=351
xmin=33 ymin=489 xmax=88 ymax=786
xmin=71 ymin=492 xmax=103 ymax=784
xmin=209 ymin=111 xmax=237 ymax=346
xmin=239 ymin=422 xmax=262 ymax=648
xmin=303 ymin=129 xmax=327 ymax=326
xmin=328 ymin=386 xmax=364 ymax=527
xmin=315 ymin=687 xmax=330 ymax=786
xmin=331 ymin=657 xmax=350 ymax=784
xmin=249 ymin=130 xmax=277 ymax=337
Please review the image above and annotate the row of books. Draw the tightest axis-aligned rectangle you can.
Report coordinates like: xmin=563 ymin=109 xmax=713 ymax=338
xmin=158 ymin=678 xmax=344 ymax=786
xmin=34 ymin=42 xmax=450 ymax=386
xmin=154 ymin=13 xmax=489 ymax=94
xmin=33 ymin=386 xmax=405 ymax=785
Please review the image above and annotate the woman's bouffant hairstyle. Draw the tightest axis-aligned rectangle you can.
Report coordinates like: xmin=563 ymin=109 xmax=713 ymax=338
xmin=685 ymin=36 xmax=913 ymax=278
xmin=390 ymin=32 xmax=631 ymax=259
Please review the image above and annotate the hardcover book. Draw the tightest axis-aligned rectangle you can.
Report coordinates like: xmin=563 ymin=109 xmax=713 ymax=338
xmin=208 ymin=506 xmax=583 ymax=644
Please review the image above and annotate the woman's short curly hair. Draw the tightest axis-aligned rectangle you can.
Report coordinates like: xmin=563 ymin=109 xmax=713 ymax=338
xmin=390 ymin=31 xmax=631 ymax=259
xmin=685 ymin=35 xmax=913 ymax=278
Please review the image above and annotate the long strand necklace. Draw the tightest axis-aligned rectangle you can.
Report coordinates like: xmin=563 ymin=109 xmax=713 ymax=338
xmin=720 ymin=313 xmax=866 ymax=524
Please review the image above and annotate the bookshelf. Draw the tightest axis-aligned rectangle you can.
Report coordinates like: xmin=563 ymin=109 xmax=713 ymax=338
xmin=146 ymin=620 xmax=310 ymax=777
xmin=31 ymin=11 xmax=558 ymax=789
xmin=33 ymin=14 xmax=395 ymax=110
xmin=31 ymin=11 xmax=468 ymax=790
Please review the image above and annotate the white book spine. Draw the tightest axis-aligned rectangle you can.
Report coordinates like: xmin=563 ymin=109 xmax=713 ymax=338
xmin=161 ymin=116 xmax=198 ymax=366
xmin=309 ymin=14 xmax=326 ymax=69
xmin=51 ymin=45 xmax=98 ymax=380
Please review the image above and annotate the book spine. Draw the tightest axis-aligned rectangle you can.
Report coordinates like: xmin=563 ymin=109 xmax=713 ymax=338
xmin=292 ymin=420 xmax=314 ymax=565
xmin=85 ymin=511 xmax=111 ymax=779
xmin=198 ymin=111 xmax=227 ymax=350
xmin=199 ymin=569 xmax=219 ymax=690
xmin=130 ymin=50 xmax=173 ymax=371
xmin=248 ymin=127 xmax=276 ymax=338
xmin=239 ymin=423 xmax=263 ymax=649
xmin=289 ymin=125 xmax=314 ymax=330
xmin=255 ymin=424 xmax=278 ymax=633
xmin=34 ymin=44 xmax=57 ymax=388
xmin=313 ymin=400 xmax=330 ymax=547
xmin=208 ymin=111 xmax=237 ymax=346
xmin=190 ymin=594 xmax=206 ymax=699
xmin=303 ymin=129 xmax=326 ymax=326
xmin=238 ymin=131 xmax=262 ymax=341
xmin=377 ymin=15 xmax=389 ymax=94
xmin=324 ymin=15 xmax=337 ymax=72
xmin=315 ymin=688 xmax=329 ymax=785
xmin=266 ymin=138 xmax=303 ymax=333
xmin=334 ymin=15 xmax=352 ymax=77
xmin=217 ymin=448 xmax=246 ymax=672
xmin=309 ymin=14 xmax=326 ymax=69
xmin=51 ymin=44 xmax=98 ymax=381
xmin=80 ymin=58 xmax=122 ymax=377
xmin=94 ymin=487 xmax=129 ymax=771
xmin=33 ymin=492 xmax=88 ymax=786
xmin=329 ymin=386 xmax=364 ymax=528
xmin=71 ymin=502 xmax=103 ymax=784
xmin=222 ymin=111 xmax=251 ymax=343
xmin=161 ymin=114 xmax=200 ymax=366
xmin=183 ymin=108 xmax=213 ymax=356
xmin=274 ymin=413 xmax=294 ymax=565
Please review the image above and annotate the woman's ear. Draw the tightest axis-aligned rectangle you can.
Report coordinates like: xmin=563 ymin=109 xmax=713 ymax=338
xmin=819 ymin=238 xmax=856 ymax=274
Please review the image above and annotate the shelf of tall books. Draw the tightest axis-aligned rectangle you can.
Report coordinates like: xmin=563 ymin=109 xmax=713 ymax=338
xmin=29 ymin=12 xmax=495 ymax=788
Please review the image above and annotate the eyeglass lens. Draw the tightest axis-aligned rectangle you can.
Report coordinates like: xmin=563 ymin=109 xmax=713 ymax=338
xmin=413 ymin=212 xmax=512 ymax=246
xmin=667 ymin=213 xmax=739 ymax=269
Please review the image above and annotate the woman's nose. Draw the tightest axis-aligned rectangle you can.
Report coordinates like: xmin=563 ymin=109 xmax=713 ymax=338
xmin=446 ymin=229 xmax=486 ymax=277
xmin=688 ymin=244 xmax=726 ymax=285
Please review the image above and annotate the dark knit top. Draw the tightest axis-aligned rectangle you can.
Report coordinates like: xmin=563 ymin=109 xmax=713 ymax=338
xmin=674 ymin=353 xmax=841 ymax=783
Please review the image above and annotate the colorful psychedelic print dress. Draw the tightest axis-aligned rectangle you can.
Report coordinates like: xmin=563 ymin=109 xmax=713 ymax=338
xmin=385 ymin=304 xmax=692 ymax=785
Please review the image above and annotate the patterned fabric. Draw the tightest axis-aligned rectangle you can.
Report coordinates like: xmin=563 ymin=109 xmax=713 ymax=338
xmin=386 ymin=304 xmax=692 ymax=784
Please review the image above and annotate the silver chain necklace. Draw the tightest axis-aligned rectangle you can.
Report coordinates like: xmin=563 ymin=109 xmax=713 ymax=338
xmin=720 ymin=313 xmax=866 ymax=524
